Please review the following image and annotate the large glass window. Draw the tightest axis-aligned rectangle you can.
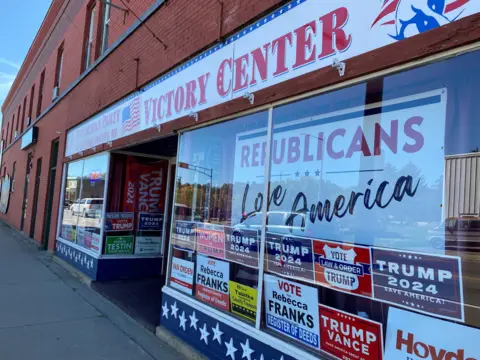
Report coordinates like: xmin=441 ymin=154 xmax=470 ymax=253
xmin=168 ymin=49 xmax=480 ymax=358
xmin=59 ymin=153 xmax=108 ymax=254
xmin=168 ymin=111 xmax=268 ymax=323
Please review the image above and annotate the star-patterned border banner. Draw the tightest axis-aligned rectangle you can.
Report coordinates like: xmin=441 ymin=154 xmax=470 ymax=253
xmin=161 ymin=292 xmax=296 ymax=360
xmin=319 ymin=304 xmax=384 ymax=360
xmin=55 ymin=241 xmax=98 ymax=280
xmin=371 ymin=247 xmax=464 ymax=321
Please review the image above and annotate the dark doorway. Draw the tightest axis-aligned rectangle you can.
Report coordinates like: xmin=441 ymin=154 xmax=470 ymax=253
xmin=30 ymin=158 xmax=42 ymax=238
xmin=42 ymin=140 xmax=59 ymax=249
xmin=20 ymin=153 xmax=33 ymax=231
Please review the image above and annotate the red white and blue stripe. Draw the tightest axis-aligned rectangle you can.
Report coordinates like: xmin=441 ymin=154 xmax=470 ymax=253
xmin=122 ymin=96 xmax=141 ymax=134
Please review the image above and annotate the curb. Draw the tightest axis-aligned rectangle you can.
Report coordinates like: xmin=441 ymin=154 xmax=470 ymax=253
xmin=155 ymin=326 xmax=207 ymax=360
xmin=52 ymin=255 xmax=93 ymax=287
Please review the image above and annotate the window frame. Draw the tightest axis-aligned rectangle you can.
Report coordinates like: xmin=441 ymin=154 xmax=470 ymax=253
xmin=54 ymin=42 xmax=65 ymax=91
xmin=100 ymin=1 xmax=111 ymax=54
xmin=84 ymin=3 xmax=97 ymax=71
xmin=37 ymin=69 xmax=45 ymax=117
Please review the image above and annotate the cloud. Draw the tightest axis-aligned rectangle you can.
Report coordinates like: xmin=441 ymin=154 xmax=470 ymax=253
xmin=0 ymin=71 xmax=18 ymax=125
xmin=0 ymin=58 xmax=20 ymax=70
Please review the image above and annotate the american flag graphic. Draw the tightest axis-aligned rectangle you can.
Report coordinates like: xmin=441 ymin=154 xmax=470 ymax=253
xmin=122 ymin=96 xmax=141 ymax=134
xmin=371 ymin=0 xmax=470 ymax=28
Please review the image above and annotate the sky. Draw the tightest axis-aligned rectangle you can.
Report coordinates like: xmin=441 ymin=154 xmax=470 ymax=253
xmin=0 ymin=1 xmax=52 ymax=123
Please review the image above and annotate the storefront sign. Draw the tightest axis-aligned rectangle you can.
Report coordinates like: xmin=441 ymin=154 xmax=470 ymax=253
xmin=170 ymin=257 xmax=194 ymax=295
xmin=196 ymin=223 xmax=226 ymax=259
xmin=172 ymin=220 xmax=196 ymax=252
xmin=66 ymin=0 xmax=476 ymax=157
xmin=233 ymin=89 xmax=447 ymax=252
xmin=84 ymin=230 xmax=101 ymax=253
xmin=229 ymin=281 xmax=257 ymax=322
xmin=314 ymin=239 xmax=373 ymax=298
xmin=134 ymin=236 xmax=162 ymax=254
xmin=266 ymin=233 xmax=314 ymax=281
xmin=224 ymin=227 xmax=259 ymax=268
xmin=138 ymin=212 xmax=163 ymax=231
xmin=319 ymin=305 xmax=383 ymax=360
xmin=105 ymin=235 xmax=134 ymax=255
xmin=264 ymin=274 xmax=320 ymax=350
xmin=372 ymin=248 xmax=464 ymax=321
xmin=104 ymin=212 xmax=134 ymax=232
xmin=122 ymin=157 xmax=168 ymax=214
xmin=385 ymin=307 xmax=480 ymax=360
xmin=195 ymin=255 xmax=230 ymax=311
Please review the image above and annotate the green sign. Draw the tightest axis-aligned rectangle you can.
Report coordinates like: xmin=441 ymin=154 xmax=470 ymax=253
xmin=105 ymin=236 xmax=134 ymax=255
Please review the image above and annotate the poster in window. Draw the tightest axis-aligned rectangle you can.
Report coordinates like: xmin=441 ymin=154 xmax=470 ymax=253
xmin=196 ymin=223 xmax=226 ymax=260
xmin=195 ymin=255 xmax=230 ymax=311
xmin=266 ymin=233 xmax=315 ymax=281
xmin=104 ymin=212 xmax=134 ymax=232
xmin=138 ymin=212 xmax=163 ymax=231
xmin=371 ymin=247 xmax=464 ymax=321
xmin=105 ymin=235 xmax=134 ymax=255
xmin=224 ymin=226 xmax=259 ymax=268
xmin=170 ymin=257 xmax=194 ymax=295
xmin=172 ymin=220 xmax=196 ymax=252
xmin=314 ymin=239 xmax=373 ymax=298
xmin=319 ymin=304 xmax=383 ymax=360
xmin=232 ymin=89 xmax=447 ymax=253
xmin=385 ymin=307 xmax=479 ymax=360
xmin=84 ymin=230 xmax=101 ymax=253
xmin=122 ymin=157 xmax=168 ymax=213
xmin=264 ymin=274 xmax=320 ymax=350
xmin=134 ymin=236 xmax=162 ymax=254
xmin=229 ymin=281 xmax=257 ymax=322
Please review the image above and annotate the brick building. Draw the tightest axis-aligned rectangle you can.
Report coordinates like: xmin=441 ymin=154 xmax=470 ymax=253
xmin=1 ymin=0 xmax=480 ymax=358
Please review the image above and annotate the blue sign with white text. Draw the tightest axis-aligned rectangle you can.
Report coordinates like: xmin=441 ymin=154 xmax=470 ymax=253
xmin=138 ymin=213 xmax=163 ymax=231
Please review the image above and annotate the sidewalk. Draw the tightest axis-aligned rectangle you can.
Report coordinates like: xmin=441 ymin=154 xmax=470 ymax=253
xmin=0 ymin=221 xmax=185 ymax=360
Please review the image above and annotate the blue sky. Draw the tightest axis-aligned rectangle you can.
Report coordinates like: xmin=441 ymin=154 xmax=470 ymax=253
xmin=0 ymin=1 xmax=52 ymax=120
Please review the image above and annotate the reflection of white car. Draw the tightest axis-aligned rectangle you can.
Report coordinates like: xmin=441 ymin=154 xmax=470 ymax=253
xmin=70 ymin=198 xmax=103 ymax=217
xmin=234 ymin=211 xmax=311 ymax=235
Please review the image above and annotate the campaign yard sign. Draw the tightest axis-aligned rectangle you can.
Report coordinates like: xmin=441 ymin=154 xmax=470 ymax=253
xmin=372 ymin=247 xmax=464 ymax=321
xmin=196 ymin=223 xmax=226 ymax=259
xmin=229 ymin=281 xmax=257 ymax=322
xmin=104 ymin=212 xmax=134 ymax=232
xmin=266 ymin=233 xmax=315 ymax=281
xmin=170 ymin=257 xmax=194 ymax=295
xmin=314 ymin=239 xmax=373 ymax=298
xmin=319 ymin=305 xmax=384 ymax=360
xmin=105 ymin=235 xmax=134 ymax=255
xmin=134 ymin=236 xmax=162 ymax=254
xmin=172 ymin=220 xmax=196 ymax=252
xmin=264 ymin=274 xmax=320 ymax=350
xmin=195 ymin=255 xmax=230 ymax=311
xmin=224 ymin=226 xmax=259 ymax=268
xmin=138 ymin=213 xmax=163 ymax=231
xmin=385 ymin=307 xmax=480 ymax=360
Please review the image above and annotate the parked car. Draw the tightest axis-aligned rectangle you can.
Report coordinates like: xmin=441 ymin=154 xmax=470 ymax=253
xmin=428 ymin=217 xmax=480 ymax=251
xmin=70 ymin=198 xmax=103 ymax=217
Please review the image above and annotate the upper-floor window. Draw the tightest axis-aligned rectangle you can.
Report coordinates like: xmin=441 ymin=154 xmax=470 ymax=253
xmin=21 ymin=96 xmax=27 ymax=133
xmin=84 ymin=4 xmax=96 ymax=71
xmin=54 ymin=42 xmax=64 ymax=97
xmin=11 ymin=162 xmax=15 ymax=193
xmin=100 ymin=2 xmax=111 ymax=54
xmin=16 ymin=105 xmax=21 ymax=134
xmin=28 ymin=84 xmax=35 ymax=125
xmin=37 ymin=69 xmax=45 ymax=117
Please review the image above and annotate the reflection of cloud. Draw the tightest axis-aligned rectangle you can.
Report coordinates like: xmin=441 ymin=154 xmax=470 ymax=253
xmin=0 ymin=71 xmax=18 ymax=123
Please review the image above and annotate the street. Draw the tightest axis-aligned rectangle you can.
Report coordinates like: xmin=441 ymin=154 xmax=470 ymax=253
xmin=0 ymin=221 xmax=184 ymax=360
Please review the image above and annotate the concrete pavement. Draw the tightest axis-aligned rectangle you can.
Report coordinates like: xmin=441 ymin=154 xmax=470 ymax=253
xmin=0 ymin=221 xmax=185 ymax=360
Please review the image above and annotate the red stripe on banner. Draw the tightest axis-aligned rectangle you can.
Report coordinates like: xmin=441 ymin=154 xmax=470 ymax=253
xmin=445 ymin=0 xmax=469 ymax=12
xmin=371 ymin=0 xmax=400 ymax=27
xmin=171 ymin=278 xmax=193 ymax=290
xmin=381 ymin=20 xmax=396 ymax=26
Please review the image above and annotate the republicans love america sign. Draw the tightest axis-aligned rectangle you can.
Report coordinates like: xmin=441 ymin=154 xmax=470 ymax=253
xmin=233 ymin=89 xmax=447 ymax=252
xmin=65 ymin=0 xmax=477 ymax=156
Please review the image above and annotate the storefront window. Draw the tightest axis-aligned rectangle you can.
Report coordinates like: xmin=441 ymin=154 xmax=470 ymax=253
xmin=167 ymin=49 xmax=480 ymax=358
xmin=168 ymin=111 xmax=268 ymax=323
xmin=59 ymin=153 xmax=109 ymax=254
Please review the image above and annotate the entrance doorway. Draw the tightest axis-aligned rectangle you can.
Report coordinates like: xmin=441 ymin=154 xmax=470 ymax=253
xmin=42 ymin=140 xmax=59 ymax=248
xmin=91 ymin=135 xmax=178 ymax=331
xmin=20 ymin=154 xmax=33 ymax=232
xmin=29 ymin=158 xmax=42 ymax=238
